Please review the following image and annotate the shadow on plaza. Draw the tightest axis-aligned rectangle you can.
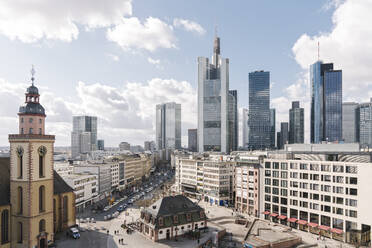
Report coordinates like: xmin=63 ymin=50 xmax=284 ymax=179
xmin=54 ymin=229 xmax=119 ymax=248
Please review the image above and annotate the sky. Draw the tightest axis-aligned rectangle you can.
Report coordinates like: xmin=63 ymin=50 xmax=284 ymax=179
xmin=0 ymin=0 xmax=371 ymax=147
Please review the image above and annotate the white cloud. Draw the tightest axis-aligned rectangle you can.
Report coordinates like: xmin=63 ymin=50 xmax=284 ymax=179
xmin=271 ymin=0 xmax=372 ymax=143
xmin=292 ymin=0 xmax=372 ymax=103
xmin=0 ymin=77 xmax=196 ymax=147
xmin=107 ymin=17 xmax=177 ymax=52
xmin=106 ymin=53 xmax=120 ymax=62
xmin=173 ymin=18 xmax=206 ymax=35
xmin=0 ymin=0 xmax=132 ymax=43
xmin=147 ymin=57 xmax=160 ymax=65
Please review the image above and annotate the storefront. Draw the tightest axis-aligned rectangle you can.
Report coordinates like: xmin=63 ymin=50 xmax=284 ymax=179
xmin=277 ymin=215 xmax=287 ymax=225
xmin=297 ymin=220 xmax=308 ymax=231
xmin=319 ymin=225 xmax=332 ymax=238
xmin=308 ymin=222 xmax=319 ymax=235
xmin=288 ymin=218 xmax=297 ymax=228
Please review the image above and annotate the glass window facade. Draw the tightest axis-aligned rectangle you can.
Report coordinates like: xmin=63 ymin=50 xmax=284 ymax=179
xmin=289 ymin=101 xmax=304 ymax=144
xmin=248 ymin=71 xmax=271 ymax=150
xmin=156 ymin=102 xmax=182 ymax=150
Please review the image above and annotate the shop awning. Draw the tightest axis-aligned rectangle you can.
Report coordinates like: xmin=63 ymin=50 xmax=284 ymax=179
xmin=319 ymin=225 xmax=331 ymax=231
xmin=270 ymin=213 xmax=278 ymax=217
xmin=262 ymin=211 xmax=270 ymax=215
xmin=277 ymin=215 xmax=287 ymax=220
xmin=331 ymin=228 xmax=343 ymax=235
xmin=308 ymin=222 xmax=318 ymax=228
xmin=297 ymin=220 xmax=307 ymax=225
xmin=288 ymin=218 xmax=297 ymax=223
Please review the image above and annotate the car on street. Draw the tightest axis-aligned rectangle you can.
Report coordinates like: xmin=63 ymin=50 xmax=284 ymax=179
xmin=68 ymin=227 xmax=81 ymax=239
xmin=103 ymin=206 xmax=110 ymax=212
xmin=117 ymin=206 xmax=123 ymax=212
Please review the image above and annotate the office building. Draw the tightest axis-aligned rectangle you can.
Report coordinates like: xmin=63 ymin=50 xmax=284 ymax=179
xmin=261 ymin=149 xmax=372 ymax=246
xmin=235 ymin=155 xmax=262 ymax=217
xmin=198 ymin=35 xmax=230 ymax=153
xmin=278 ymin=122 xmax=289 ymax=149
xmin=175 ymin=154 xmax=235 ymax=205
xmin=229 ymin=90 xmax=238 ymax=152
xmin=248 ymin=71 xmax=271 ymax=150
xmin=71 ymin=116 xmax=97 ymax=159
xmin=359 ymin=98 xmax=372 ymax=148
xmin=289 ymin=101 xmax=304 ymax=144
xmin=156 ymin=102 xmax=182 ymax=150
xmin=243 ymin=108 xmax=249 ymax=149
xmin=342 ymin=102 xmax=359 ymax=143
xmin=310 ymin=61 xmax=342 ymax=143
xmin=270 ymin=108 xmax=276 ymax=148
xmin=188 ymin=129 xmax=198 ymax=152
xmin=144 ymin=141 xmax=156 ymax=151
xmin=119 ymin=142 xmax=130 ymax=151
xmin=97 ymin=139 xmax=104 ymax=150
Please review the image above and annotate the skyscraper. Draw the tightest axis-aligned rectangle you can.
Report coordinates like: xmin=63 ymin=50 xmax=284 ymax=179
xmin=97 ymin=139 xmax=105 ymax=150
xmin=228 ymin=90 xmax=238 ymax=152
xmin=198 ymin=35 xmax=230 ymax=153
xmin=242 ymin=108 xmax=249 ymax=149
xmin=359 ymin=98 xmax=372 ymax=148
xmin=188 ymin=129 xmax=198 ymax=152
xmin=270 ymin=108 xmax=276 ymax=148
xmin=156 ymin=102 xmax=182 ymax=150
xmin=342 ymin=102 xmax=359 ymax=143
xmin=248 ymin=71 xmax=271 ymax=150
xmin=310 ymin=61 xmax=342 ymax=143
xmin=71 ymin=116 xmax=97 ymax=159
xmin=289 ymin=101 xmax=304 ymax=144
xmin=278 ymin=122 xmax=289 ymax=149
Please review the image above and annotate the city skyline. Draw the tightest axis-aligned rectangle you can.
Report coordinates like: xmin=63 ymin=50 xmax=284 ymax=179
xmin=0 ymin=0 xmax=371 ymax=147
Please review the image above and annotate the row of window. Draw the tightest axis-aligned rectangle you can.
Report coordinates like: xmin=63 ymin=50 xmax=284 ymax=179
xmin=265 ymin=162 xmax=358 ymax=174
xmin=17 ymin=146 xmax=46 ymax=179
xmin=20 ymin=117 xmax=42 ymax=124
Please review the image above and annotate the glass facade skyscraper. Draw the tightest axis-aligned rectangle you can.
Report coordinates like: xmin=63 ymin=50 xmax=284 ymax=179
xmin=359 ymin=99 xmax=372 ymax=148
xmin=289 ymin=101 xmax=304 ymax=144
xmin=198 ymin=36 xmax=230 ymax=153
xmin=156 ymin=102 xmax=181 ymax=150
xmin=342 ymin=102 xmax=359 ymax=143
xmin=248 ymin=71 xmax=271 ymax=150
xmin=270 ymin=108 xmax=276 ymax=148
xmin=188 ymin=128 xmax=198 ymax=152
xmin=71 ymin=116 xmax=97 ymax=159
xmin=228 ymin=90 xmax=238 ymax=152
xmin=242 ymin=108 xmax=249 ymax=149
xmin=310 ymin=61 xmax=342 ymax=143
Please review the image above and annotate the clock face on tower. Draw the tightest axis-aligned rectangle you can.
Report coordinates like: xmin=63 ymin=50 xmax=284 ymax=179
xmin=38 ymin=146 xmax=47 ymax=156
xmin=16 ymin=146 xmax=24 ymax=157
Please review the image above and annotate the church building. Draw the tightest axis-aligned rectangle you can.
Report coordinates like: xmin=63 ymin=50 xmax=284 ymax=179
xmin=0 ymin=68 xmax=76 ymax=248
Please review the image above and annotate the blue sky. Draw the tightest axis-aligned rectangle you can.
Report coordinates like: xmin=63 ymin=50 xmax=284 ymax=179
xmin=0 ymin=0 xmax=371 ymax=147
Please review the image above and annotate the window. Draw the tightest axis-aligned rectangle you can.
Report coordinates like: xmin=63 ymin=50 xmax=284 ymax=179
xmin=264 ymin=178 xmax=271 ymax=185
xmin=29 ymin=118 xmax=33 ymax=123
xmin=17 ymin=187 xmax=23 ymax=214
xmin=273 ymin=163 xmax=279 ymax=169
xmin=280 ymin=163 xmax=288 ymax=170
xmin=281 ymin=171 xmax=288 ymax=179
xmin=38 ymin=146 xmax=46 ymax=178
xmin=300 ymin=163 xmax=308 ymax=170
xmin=174 ymin=215 xmax=178 ymax=224
xmin=62 ymin=196 xmax=68 ymax=223
xmin=21 ymin=128 xmax=24 ymax=134
xmin=39 ymin=128 xmax=42 ymax=135
xmin=1 ymin=210 xmax=9 ymax=244
xmin=39 ymin=119 xmax=42 ymax=124
xmin=39 ymin=219 xmax=45 ymax=232
xmin=349 ymin=188 xmax=358 ymax=196
xmin=158 ymin=217 xmax=163 ymax=226
xmin=17 ymin=222 xmax=22 ymax=243
xmin=16 ymin=147 xmax=23 ymax=179
xmin=349 ymin=177 xmax=357 ymax=184
xmin=39 ymin=186 xmax=45 ymax=212
xmin=265 ymin=162 xmax=271 ymax=169
xmin=21 ymin=118 xmax=24 ymax=123
xmin=29 ymin=128 xmax=33 ymax=134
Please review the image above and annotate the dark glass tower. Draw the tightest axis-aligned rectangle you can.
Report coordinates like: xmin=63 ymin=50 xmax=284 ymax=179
xmin=248 ymin=71 xmax=270 ymax=150
xmin=270 ymin=108 xmax=276 ymax=148
xmin=289 ymin=101 xmax=304 ymax=144
xmin=310 ymin=61 xmax=342 ymax=143
xmin=228 ymin=90 xmax=238 ymax=151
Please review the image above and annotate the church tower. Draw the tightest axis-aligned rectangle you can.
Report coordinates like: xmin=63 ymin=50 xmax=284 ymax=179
xmin=9 ymin=67 xmax=54 ymax=248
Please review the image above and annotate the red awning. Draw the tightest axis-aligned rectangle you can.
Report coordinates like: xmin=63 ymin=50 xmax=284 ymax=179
xmin=270 ymin=213 xmax=278 ymax=217
xmin=331 ymin=228 xmax=343 ymax=235
xmin=288 ymin=218 xmax=297 ymax=223
xmin=263 ymin=211 xmax=270 ymax=215
xmin=277 ymin=215 xmax=287 ymax=220
xmin=308 ymin=222 xmax=318 ymax=228
xmin=297 ymin=220 xmax=308 ymax=225
xmin=319 ymin=225 xmax=331 ymax=231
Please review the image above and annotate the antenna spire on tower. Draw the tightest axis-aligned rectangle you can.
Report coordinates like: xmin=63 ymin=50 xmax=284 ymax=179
xmin=31 ymin=65 xmax=35 ymax=86
xmin=215 ymin=25 xmax=218 ymax=38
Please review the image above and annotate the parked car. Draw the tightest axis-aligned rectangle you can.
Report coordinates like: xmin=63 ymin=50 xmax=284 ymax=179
xmin=117 ymin=206 xmax=123 ymax=212
xmin=68 ymin=227 xmax=81 ymax=239
xmin=103 ymin=206 xmax=110 ymax=212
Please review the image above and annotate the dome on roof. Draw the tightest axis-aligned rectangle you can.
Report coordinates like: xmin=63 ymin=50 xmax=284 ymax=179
xmin=19 ymin=102 xmax=45 ymax=115
xmin=27 ymin=85 xmax=39 ymax=95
